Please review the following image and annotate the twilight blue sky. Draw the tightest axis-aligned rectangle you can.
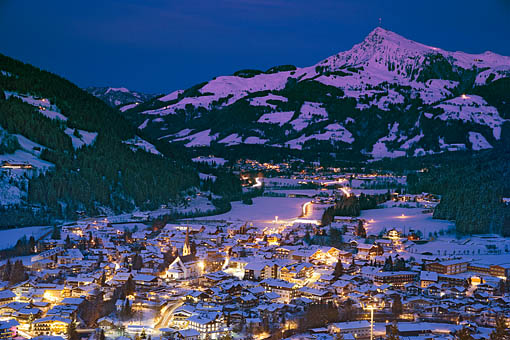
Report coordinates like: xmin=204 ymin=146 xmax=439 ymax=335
xmin=1 ymin=0 xmax=509 ymax=93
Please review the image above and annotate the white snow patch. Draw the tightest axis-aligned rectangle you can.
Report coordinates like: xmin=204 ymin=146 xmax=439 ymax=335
xmin=290 ymin=102 xmax=328 ymax=131
xmin=435 ymin=95 xmax=505 ymax=139
xmin=244 ymin=136 xmax=268 ymax=144
xmin=218 ymin=133 xmax=243 ymax=146
xmin=175 ymin=129 xmax=218 ymax=147
xmin=123 ymin=136 xmax=162 ymax=156
xmin=138 ymin=119 xmax=149 ymax=130
xmin=105 ymin=87 xmax=130 ymax=94
xmin=249 ymin=94 xmax=288 ymax=109
xmin=5 ymin=92 xmax=68 ymax=121
xmin=0 ymin=226 xmax=52 ymax=250
xmin=158 ymin=90 xmax=183 ymax=102
xmin=400 ymin=133 xmax=423 ymax=150
xmin=119 ymin=103 xmax=139 ymax=112
xmin=64 ymin=128 xmax=98 ymax=149
xmin=468 ymin=131 xmax=492 ymax=150
xmin=285 ymin=123 xmax=354 ymax=150
xmin=438 ymin=137 xmax=466 ymax=151
xmin=370 ymin=123 xmax=407 ymax=159
xmin=257 ymin=111 xmax=294 ymax=126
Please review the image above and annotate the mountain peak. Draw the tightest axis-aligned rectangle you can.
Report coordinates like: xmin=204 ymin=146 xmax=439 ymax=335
xmin=362 ymin=26 xmax=430 ymax=51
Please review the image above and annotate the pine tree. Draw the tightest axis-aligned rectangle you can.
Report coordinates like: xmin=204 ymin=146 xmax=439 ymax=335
xmin=29 ymin=236 xmax=36 ymax=253
xmin=386 ymin=323 xmax=400 ymax=340
xmin=125 ymin=276 xmax=135 ymax=296
xmin=2 ymin=259 xmax=11 ymax=282
xmin=65 ymin=234 xmax=72 ymax=249
xmin=303 ymin=232 xmax=311 ymax=244
xmin=334 ymin=333 xmax=344 ymax=340
xmin=100 ymin=271 xmax=106 ymax=287
xmin=9 ymin=260 xmax=26 ymax=284
xmin=489 ymin=315 xmax=510 ymax=340
xmin=333 ymin=260 xmax=344 ymax=279
xmin=51 ymin=225 xmax=61 ymax=240
xmin=392 ymin=295 xmax=403 ymax=317
xmin=133 ymin=254 xmax=143 ymax=270
xmin=140 ymin=328 xmax=147 ymax=340
xmin=99 ymin=329 xmax=105 ymax=340
xmin=67 ymin=321 xmax=79 ymax=340
xmin=497 ymin=279 xmax=507 ymax=295
xmin=455 ymin=326 xmax=475 ymax=340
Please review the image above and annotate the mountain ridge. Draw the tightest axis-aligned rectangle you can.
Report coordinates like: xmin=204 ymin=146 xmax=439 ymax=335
xmin=122 ymin=27 xmax=510 ymax=162
xmin=0 ymin=54 xmax=198 ymax=225
xmin=85 ymin=86 xmax=159 ymax=111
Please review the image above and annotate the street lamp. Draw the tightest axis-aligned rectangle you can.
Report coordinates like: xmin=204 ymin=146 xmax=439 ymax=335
xmin=360 ymin=299 xmax=380 ymax=340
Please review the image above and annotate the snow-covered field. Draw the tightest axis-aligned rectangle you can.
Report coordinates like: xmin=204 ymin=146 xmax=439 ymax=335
xmin=64 ymin=128 xmax=98 ymax=149
xmin=0 ymin=226 xmax=51 ymax=250
xmin=199 ymin=196 xmax=311 ymax=226
xmin=361 ymin=206 xmax=454 ymax=236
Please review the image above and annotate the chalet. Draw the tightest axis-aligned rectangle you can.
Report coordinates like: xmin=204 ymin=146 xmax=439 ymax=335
xmin=426 ymin=260 xmax=469 ymax=275
xmin=489 ymin=263 xmax=510 ymax=279
xmin=0 ymin=319 xmax=18 ymax=339
xmin=172 ymin=329 xmax=200 ymax=340
xmin=373 ymin=271 xmax=418 ymax=286
xmin=133 ymin=274 xmax=159 ymax=288
xmin=1 ymin=161 xmax=32 ymax=169
xmin=420 ymin=271 xmax=438 ymax=288
xmin=260 ymin=278 xmax=299 ymax=303
xmin=97 ymin=317 xmax=116 ymax=331
xmin=279 ymin=263 xmax=313 ymax=283
xmin=186 ymin=313 xmax=224 ymax=339
xmin=33 ymin=316 xmax=71 ymax=336
xmin=244 ymin=262 xmax=277 ymax=281
xmin=309 ymin=247 xmax=341 ymax=263
xmin=329 ymin=321 xmax=371 ymax=339
xmin=298 ymin=287 xmax=332 ymax=304
xmin=356 ymin=243 xmax=383 ymax=260
xmin=0 ymin=291 xmax=16 ymax=306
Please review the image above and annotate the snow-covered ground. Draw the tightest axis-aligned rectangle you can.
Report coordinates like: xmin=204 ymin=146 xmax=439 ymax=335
xmin=4 ymin=91 xmax=68 ymax=121
xmin=64 ymin=128 xmax=98 ymax=149
xmin=123 ymin=136 xmax=162 ymax=156
xmin=0 ymin=226 xmax=52 ymax=250
xmin=199 ymin=196 xmax=311 ymax=227
xmin=174 ymin=129 xmax=218 ymax=147
xmin=361 ymin=206 xmax=454 ymax=236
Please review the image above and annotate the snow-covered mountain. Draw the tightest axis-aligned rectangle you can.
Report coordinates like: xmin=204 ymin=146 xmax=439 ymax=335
xmin=86 ymin=86 xmax=158 ymax=110
xmin=127 ymin=27 xmax=510 ymax=160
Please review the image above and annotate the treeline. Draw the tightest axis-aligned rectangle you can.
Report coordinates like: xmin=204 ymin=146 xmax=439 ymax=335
xmin=0 ymin=235 xmax=37 ymax=259
xmin=0 ymin=97 xmax=73 ymax=151
xmin=0 ymin=128 xmax=20 ymax=154
xmin=0 ymin=206 xmax=53 ymax=228
xmin=407 ymin=146 xmax=510 ymax=236
xmin=28 ymin=136 xmax=199 ymax=218
xmin=0 ymin=53 xmax=199 ymax=225
xmin=0 ymin=53 xmax=134 ymax=139
xmin=321 ymin=193 xmax=391 ymax=226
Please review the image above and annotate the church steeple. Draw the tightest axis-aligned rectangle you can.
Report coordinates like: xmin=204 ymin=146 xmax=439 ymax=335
xmin=183 ymin=226 xmax=191 ymax=256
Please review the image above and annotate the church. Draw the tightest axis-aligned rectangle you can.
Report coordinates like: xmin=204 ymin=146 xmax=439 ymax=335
xmin=166 ymin=227 xmax=199 ymax=280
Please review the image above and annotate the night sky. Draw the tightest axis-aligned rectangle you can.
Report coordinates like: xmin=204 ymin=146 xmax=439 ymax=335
xmin=2 ymin=0 xmax=510 ymax=93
